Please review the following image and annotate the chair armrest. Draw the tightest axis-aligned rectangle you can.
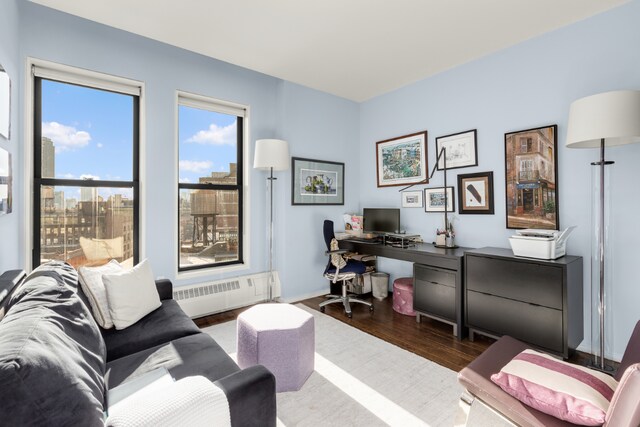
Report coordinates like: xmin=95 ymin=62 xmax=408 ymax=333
xmin=214 ymin=365 xmax=276 ymax=427
xmin=155 ymin=279 xmax=173 ymax=301
xmin=325 ymin=249 xmax=348 ymax=255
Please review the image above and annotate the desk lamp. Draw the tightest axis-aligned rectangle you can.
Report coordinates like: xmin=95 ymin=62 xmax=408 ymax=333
xmin=254 ymin=138 xmax=290 ymax=301
xmin=566 ymin=90 xmax=640 ymax=371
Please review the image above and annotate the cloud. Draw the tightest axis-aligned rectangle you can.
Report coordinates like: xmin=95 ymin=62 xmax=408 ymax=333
xmin=42 ymin=122 xmax=92 ymax=152
xmin=179 ymin=177 xmax=191 ymax=183
xmin=186 ymin=121 xmax=237 ymax=145
xmin=80 ymin=174 xmax=100 ymax=180
xmin=179 ymin=160 xmax=213 ymax=174
xmin=97 ymin=143 xmax=103 ymax=148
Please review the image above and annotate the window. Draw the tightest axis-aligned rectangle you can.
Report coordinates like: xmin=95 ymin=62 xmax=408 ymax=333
xmin=177 ymin=93 xmax=245 ymax=271
xmin=33 ymin=66 xmax=140 ymax=269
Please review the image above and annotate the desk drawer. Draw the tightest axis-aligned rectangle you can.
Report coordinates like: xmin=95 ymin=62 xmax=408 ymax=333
xmin=466 ymin=255 xmax=562 ymax=309
xmin=415 ymin=264 xmax=455 ymax=287
xmin=467 ymin=290 xmax=563 ymax=353
xmin=414 ymin=280 xmax=455 ymax=320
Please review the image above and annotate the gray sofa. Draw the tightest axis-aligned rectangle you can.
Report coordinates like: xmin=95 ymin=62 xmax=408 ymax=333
xmin=0 ymin=261 xmax=276 ymax=426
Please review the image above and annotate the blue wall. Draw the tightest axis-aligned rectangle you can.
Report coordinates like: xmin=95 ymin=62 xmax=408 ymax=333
xmin=0 ymin=0 xmax=22 ymax=272
xmin=359 ymin=0 xmax=640 ymax=359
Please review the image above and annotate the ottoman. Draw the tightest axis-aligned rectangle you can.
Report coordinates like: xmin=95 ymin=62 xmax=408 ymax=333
xmin=237 ymin=303 xmax=314 ymax=392
xmin=392 ymin=277 xmax=416 ymax=316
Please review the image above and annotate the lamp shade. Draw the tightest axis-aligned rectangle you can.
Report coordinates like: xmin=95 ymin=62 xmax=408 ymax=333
xmin=253 ymin=139 xmax=290 ymax=171
xmin=566 ymin=90 xmax=640 ymax=149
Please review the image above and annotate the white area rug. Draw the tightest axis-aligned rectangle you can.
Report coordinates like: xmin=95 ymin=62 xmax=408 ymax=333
xmin=202 ymin=304 xmax=511 ymax=427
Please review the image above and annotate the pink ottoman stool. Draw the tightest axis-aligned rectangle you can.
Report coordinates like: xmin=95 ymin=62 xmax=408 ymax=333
xmin=237 ymin=303 xmax=315 ymax=392
xmin=393 ymin=277 xmax=416 ymax=316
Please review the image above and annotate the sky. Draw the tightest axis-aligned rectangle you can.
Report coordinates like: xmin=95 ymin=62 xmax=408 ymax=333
xmin=41 ymin=79 xmax=237 ymax=196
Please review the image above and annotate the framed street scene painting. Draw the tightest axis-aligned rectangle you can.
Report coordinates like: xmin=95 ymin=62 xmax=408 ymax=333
xmin=291 ymin=157 xmax=344 ymax=205
xmin=435 ymin=129 xmax=477 ymax=170
xmin=458 ymin=171 xmax=494 ymax=214
xmin=504 ymin=124 xmax=558 ymax=230
xmin=376 ymin=131 xmax=427 ymax=187
xmin=424 ymin=186 xmax=455 ymax=212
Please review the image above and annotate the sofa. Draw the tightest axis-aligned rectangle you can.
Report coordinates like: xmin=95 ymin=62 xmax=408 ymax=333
xmin=0 ymin=261 xmax=276 ymax=426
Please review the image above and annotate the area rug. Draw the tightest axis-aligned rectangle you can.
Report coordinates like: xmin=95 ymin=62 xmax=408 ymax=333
xmin=202 ymin=304 xmax=511 ymax=427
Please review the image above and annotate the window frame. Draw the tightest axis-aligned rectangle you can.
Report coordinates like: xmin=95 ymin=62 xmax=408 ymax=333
xmin=176 ymin=92 xmax=246 ymax=273
xmin=31 ymin=68 xmax=141 ymax=269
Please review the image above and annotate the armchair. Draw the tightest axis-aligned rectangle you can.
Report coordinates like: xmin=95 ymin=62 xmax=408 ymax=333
xmin=319 ymin=220 xmax=373 ymax=318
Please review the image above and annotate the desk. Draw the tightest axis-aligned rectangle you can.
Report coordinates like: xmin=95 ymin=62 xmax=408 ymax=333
xmin=339 ymin=239 xmax=471 ymax=338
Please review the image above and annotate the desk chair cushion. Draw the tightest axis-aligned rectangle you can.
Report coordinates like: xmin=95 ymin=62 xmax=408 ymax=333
xmin=324 ymin=259 xmax=366 ymax=276
xmin=491 ymin=349 xmax=617 ymax=426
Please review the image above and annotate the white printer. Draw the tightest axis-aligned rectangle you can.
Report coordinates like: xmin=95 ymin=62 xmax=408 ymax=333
xmin=508 ymin=226 xmax=576 ymax=260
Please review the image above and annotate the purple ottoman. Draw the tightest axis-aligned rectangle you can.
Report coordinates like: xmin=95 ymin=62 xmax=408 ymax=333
xmin=393 ymin=277 xmax=416 ymax=316
xmin=237 ymin=303 xmax=314 ymax=392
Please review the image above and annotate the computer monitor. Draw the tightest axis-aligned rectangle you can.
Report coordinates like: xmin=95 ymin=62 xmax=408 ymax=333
xmin=363 ymin=208 xmax=400 ymax=234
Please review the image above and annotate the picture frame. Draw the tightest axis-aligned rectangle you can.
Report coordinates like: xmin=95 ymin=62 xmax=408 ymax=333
xmin=376 ymin=131 xmax=427 ymax=187
xmin=435 ymin=129 xmax=477 ymax=170
xmin=457 ymin=171 xmax=494 ymax=214
xmin=424 ymin=186 xmax=455 ymax=212
xmin=0 ymin=64 xmax=10 ymax=140
xmin=291 ymin=157 xmax=344 ymax=205
xmin=0 ymin=146 xmax=12 ymax=215
xmin=401 ymin=190 xmax=423 ymax=208
xmin=504 ymin=124 xmax=558 ymax=230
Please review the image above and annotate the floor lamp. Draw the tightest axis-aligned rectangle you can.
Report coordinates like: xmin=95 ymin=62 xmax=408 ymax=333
xmin=253 ymin=138 xmax=290 ymax=302
xmin=566 ymin=90 xmax=640 ymax=371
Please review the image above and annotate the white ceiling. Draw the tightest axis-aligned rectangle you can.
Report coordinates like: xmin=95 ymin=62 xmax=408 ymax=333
xmin=30 ymin=0 xmax=629 ymax=102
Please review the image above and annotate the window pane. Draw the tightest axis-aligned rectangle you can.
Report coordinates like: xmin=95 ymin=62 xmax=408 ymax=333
xmin=40 ymin=185 xmax=135 ymax=268
xmin=41 ymin=79 xmax=134 ymax=180
xmin=178 ymin=105 xmax=237 ymax=185
xmin=179 ymin=188 xmax=239 ymax=268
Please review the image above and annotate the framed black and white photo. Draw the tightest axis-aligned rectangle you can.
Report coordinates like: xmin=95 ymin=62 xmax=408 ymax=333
xmin=401 ymin=190 xmax=423 ymax=208
xmin=424 ymin=186 xmax=455 ymax=212
xmin=291 ymin=157 xmax=344 ymax=205
xmin=458 ymin=171 xmax=494 ymax=214
xmin=435 ymin=129 xmax=477 ymax=170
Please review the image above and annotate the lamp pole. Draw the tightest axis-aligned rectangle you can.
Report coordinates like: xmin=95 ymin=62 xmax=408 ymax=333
xmin=267 ymin=166 xmax=276 ymax=301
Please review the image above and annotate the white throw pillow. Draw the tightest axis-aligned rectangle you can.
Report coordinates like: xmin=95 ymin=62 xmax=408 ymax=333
xmin=103 ymin=259 xmax=162 ymax=330
xmin=78 ymin=259 xmax=124 ymax=329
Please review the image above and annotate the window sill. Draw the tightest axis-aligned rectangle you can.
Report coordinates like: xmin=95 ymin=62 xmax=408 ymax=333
xmin=176 ymin=262 xmax=250 ymax=281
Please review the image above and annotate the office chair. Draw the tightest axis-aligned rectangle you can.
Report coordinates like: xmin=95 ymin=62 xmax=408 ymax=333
xmin=320 ymin=220 xmax=373 ymax=318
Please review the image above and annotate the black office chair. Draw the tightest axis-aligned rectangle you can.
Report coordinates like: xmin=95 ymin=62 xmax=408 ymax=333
xmin=320 ymin=220 xmax=373 ymax=318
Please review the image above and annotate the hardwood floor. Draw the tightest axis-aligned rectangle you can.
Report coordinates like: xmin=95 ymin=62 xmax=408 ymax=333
xmin=195 ymin=293 xmax=495 ymax=372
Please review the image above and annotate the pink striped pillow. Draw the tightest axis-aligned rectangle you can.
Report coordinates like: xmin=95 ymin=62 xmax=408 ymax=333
xmin=491 ymin=349 xmax=618 ymax=426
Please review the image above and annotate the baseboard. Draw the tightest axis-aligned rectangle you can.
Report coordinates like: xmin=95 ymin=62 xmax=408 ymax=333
xmin=281 ymin=290 xmax=328 ymax=304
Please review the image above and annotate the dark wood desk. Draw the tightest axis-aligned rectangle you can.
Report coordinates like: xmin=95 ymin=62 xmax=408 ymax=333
xmin=340 ymin=239 xmax=471 ymax=338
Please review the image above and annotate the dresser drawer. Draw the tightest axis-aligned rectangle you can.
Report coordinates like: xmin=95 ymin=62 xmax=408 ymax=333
xmin=415 ymin=264 xmax=455 ymax=287
xmin=466 ymin=290 xmax=563 ymax=353
xmin=414 ymin=280 xmax=455 ymax=320
xmin=466 ymin=255 xmax=562 ymax=309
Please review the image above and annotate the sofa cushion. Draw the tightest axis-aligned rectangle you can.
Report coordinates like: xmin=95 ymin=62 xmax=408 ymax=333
xmin=103 ymin=259 xmax=161 ymax=330
xmin=491 ymin=349 xmax=618 ymax=426
xmin=0 ymin=261 xmax=106 ymax=426
xmin=102 ymin=299 xmax=201 ymax=361
xmin=78 ymin=259 xmax=123 ymax=329
xmin=106 ymin=333 xmax=240 ymax=388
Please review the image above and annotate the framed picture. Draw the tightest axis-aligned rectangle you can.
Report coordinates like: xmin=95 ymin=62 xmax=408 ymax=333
xmin=291 ymin=157 xmax=344 ymax=205
xmin=458 ymin=171 xmax=494 ymax=214
xmin=504 ymin=124 xmax=558 ymax=230
xmin=435 ymin=129 xmax=477 ymax=170
xmin=0 ymin=146 xmax=12 ymax=215
xmin=401 ymin=190 xmax=423 ymax=208
xmin=424 ymin=186 xmax=455 ymax=212
xmin=376 ymin=131 xmax=427 ymax=187
xmin=0 ymin=64 xmax=10 ymax=139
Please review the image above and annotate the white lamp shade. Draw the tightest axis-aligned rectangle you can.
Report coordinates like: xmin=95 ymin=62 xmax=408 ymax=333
xmin=566 ymin=90 xmax=640 ymax=149
xmin=253 ymin=139 xmax=290 ymax=171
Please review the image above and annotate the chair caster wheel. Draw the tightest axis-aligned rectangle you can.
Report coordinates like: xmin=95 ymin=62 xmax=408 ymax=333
xmin=369 ymin=306 xmax=374 ymax=312
xmin=347 ymin=312 xmax=352 ymax=318
xmin=320 ymin=307 xmax=325 ymax=313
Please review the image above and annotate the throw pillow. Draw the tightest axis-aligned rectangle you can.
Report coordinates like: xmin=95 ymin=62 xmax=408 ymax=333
xmin=78 ymin=259 xmax=123 ymax=329
xmin=330 ymin=238 xmax=346 ymax=269
xmin=103 ymin=259 xmax=161 ymax=330
xmin=491 ymin=349 xmax=618 ymax=426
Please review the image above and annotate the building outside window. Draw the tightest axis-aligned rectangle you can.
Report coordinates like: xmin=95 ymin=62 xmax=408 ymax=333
xmin=32 ymin=67 xmax=140 ymax=269
xmin=177 ymin=93 xmax=245 ymax=271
